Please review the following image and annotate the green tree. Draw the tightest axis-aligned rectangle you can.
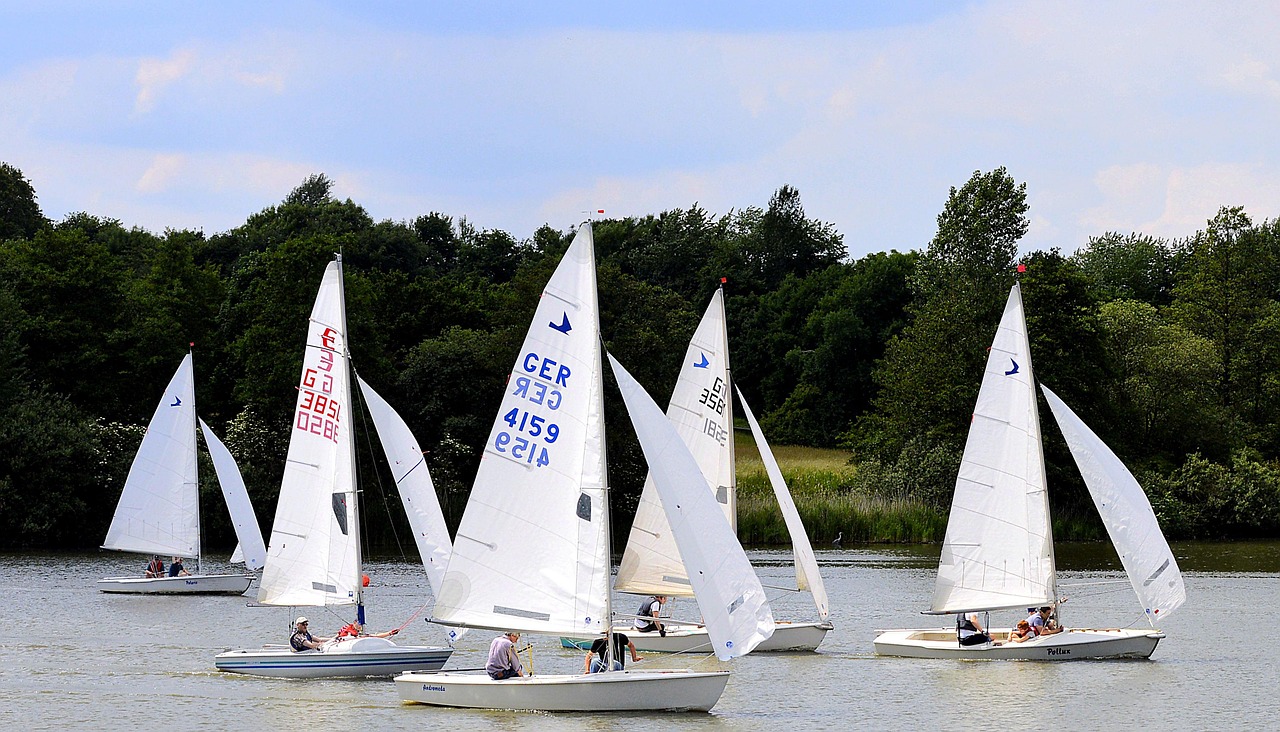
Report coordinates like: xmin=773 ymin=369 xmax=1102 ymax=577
xmin=1073 ymin=231 xmax=1183 ymax=306
xmin=0 ymin=162 xmax=46 ymax=241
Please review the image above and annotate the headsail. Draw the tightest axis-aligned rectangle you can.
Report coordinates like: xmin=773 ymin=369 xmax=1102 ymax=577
xmin=356 ymin=377 xmax=452 ymax=599
xmin=609 ymin=354 xmax=774 ymax=659
xmin=616 ymin=288 xmax=734 ymax=597
xmin=431 ymin=224 xmax=610 ymax=637
xmin=102 ymin=353 xmax=200 ymax=558
xmin=1041 ymin=386 xmax=1186 ymax=624
xmin=735 ymin=386 xmax=829 ymax=621
xmin=258 ymin=259 xmax=360 ymax=607
xmin=931 ymin=283 xmax=1056 ymax=614
xmin=199 ymin=418 xmax=266 ymax=571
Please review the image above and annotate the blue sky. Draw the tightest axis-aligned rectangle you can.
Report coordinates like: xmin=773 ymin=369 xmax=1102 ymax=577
xmin=3 ymin=1 xmax=1279 ymax=258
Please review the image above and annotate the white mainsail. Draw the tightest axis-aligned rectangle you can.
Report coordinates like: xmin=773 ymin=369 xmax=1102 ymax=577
xmin=931 ymin=283 xmax=1056 ymax=614
xmin=103 ymin=353 xmax=200 ymax=558
xmin=735 ymin=385 xmax=829 ymax=621
xmin=609 ymin=353 xmax=774 ymax=659
xmin=199 ymin=419 xmax=266 ymax=571
xmin=1040 ymin=386 xmax=1186 ymax=623
xmin=356 ymin=377 xmax=452 ymax=598
xmin=258 ymin=259 xmax=361 ymax=608
xmin=432 ymin=224 xmax=610 ymax=637
xmin=616 ymin=288 xmax=734 ymax=597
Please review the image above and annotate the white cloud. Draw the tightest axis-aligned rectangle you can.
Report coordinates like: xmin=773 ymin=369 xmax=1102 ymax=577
xmin=134 ymin=49 xmax=196 ymax=114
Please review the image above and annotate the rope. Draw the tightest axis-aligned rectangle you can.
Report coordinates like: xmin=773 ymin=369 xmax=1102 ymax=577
xmin=350 ymin=368 xmax=409 ymax=563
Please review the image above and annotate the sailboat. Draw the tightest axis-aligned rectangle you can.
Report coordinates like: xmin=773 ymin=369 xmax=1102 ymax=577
xmin=571 ymin=288 xmax=830 ymax=653
xmin=873 ymin=282 xmax=1185 ymax=660
xmin=98 ymin=352 xmax=264 ymax=595
xmin=395 ymin=223 xmax=773 ymax=712
xmin=214 ymin=256 xmax=452 ymax=678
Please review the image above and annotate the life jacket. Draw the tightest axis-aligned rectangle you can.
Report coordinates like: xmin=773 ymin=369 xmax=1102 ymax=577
xmin=637 ymin=598 xmax=658 ymax=618
xmin=290 ymin=631 xmax=312 ymax=652
xmin=338 ymin=623 xmax=360 ymax=639
xmin=957 ymin=615 xmax=978 ymax=633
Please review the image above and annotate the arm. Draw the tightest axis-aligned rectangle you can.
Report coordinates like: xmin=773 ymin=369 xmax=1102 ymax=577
xmin=628 ymin=640 xmax=642 ymax=662
xmin=584 ymin=651 xmax=593 ymax=673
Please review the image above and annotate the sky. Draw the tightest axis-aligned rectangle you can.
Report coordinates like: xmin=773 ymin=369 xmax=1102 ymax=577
xmin=3 ymin=1 xmax=1280 ymax=259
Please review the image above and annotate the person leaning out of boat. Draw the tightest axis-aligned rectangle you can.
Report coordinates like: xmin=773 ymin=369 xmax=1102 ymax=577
xmin=583 ymin=632 xmax=642 ymax=673
xmin=144 ymin=556 xmax=165 ymax=578
xmin=168 ymin=557 xmax=190 ymax=577
xmin=634 ymin=595 xmax=667 ymax=637
xmin=289 ymin=617 xmax=331 ymax=651
xmin=486 ymin=631 xmax=525 ymax=680
xmin=957 ymin=612 xmax=991 ymax=646
xmin=336 ymin=619 xmax=399 ymax=641
xmin=1027 ymin=606 xmax=1062 ymax=636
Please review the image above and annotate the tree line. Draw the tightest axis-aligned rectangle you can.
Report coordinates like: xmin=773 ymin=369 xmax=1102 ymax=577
xmin=1 ymin=162 xmax=1277 ymax=551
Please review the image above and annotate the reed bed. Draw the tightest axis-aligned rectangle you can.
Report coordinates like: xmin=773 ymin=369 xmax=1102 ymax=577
xmin=734 ymin=432 xmax=948 ymax=545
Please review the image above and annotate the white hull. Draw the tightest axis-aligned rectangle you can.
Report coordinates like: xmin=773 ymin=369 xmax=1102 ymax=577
xmin=395 ymin=669 xmax=729 ymax=712
xmin=215 ymin=637 xmax=452 ymax=678
xmin=873 ymin=627 xmax=1164 ymax=660
xmin=97 ymin=574 xmax=253 ymax=595
xmin=563 ymin=620 xmax=830 ymax=654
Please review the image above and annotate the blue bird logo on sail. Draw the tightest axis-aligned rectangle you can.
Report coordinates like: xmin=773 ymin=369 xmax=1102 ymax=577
xmin=693 ymin=353 xmax=710 ymax=369
xmin=549 ymin=312 xmax=572 ymax=334
xmin=1005 ymin=359 xmax=1020 ymax=376
xmin=170 ymin=396 xmax=182 ymax=407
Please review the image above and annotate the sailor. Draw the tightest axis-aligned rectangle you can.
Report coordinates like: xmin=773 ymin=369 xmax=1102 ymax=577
xmin=957 ymin=612 xmax=991 ymax=646
xmin=634 ymin=595 xmax=667 ymax=636
xmin=289 ymin=617 xmax=330 ymax=651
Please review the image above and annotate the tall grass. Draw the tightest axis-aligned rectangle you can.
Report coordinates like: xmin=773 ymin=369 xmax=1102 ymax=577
xmin=734 ymin=432 xmax=948 ymax=545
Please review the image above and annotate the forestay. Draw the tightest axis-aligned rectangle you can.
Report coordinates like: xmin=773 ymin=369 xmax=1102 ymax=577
xmin=258 ymin=260 xmax=360 ymax=608
xmin=102 ymin=353 xmax=200 ymax=558
xmin=609 ymin=354 xmax=774 ymax=659
xmin=735 ymin=386 xmax=829 ymax=621
xmin=1041 ymin=386 xmax=1186 ymax=623
xmin=431 ymin=224 xmax=610 ymax=637
xmin=615 ymin=288 xmax=734 ymax=597
xmin=931 ymin=283 xmax=1056 ymax=614
xmin=199 ymin=419 xmax=266 ymax=571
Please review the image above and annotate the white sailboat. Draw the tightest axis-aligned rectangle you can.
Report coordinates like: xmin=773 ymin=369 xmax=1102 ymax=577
xmin=98 ymin=353 xmax=263 ymax=595
xmin=588 ymin=288 xmax=830 ymax=653
xmin=214 ymin=257 xmax=452 ymax=678
xmin=874 ymin=282 xmax=1185 ymax=660
xmin=395 ymin=223 xmax=772 ymax=712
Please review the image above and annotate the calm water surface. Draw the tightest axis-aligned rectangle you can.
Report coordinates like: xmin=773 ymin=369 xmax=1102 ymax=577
xmin=2 ymin=542 xmax=1277 ymax=731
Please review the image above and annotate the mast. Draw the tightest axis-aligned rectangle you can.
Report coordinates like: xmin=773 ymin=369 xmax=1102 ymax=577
xmin=190 ymin=344 xmax=202 ymax=575
xmin=600 ymin=335 xmax=615 ymax=672
xmin=717 ymin=281 xmax=736 ymax=533
xmin=336 ymin=253 xmax=365 ymax=622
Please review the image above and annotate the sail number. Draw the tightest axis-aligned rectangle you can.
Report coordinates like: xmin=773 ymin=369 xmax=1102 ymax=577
xmin=294 ymin=329 xmax=342 ymax=444
xmin=494 ymin=432 xmax=551 ymax=466
xmin=699 ymin=376 xmax=727 ymax=416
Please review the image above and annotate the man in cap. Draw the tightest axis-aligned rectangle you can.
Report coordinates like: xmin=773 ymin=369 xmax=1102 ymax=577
xmin=289 ymin=617 xmax=332 ymax=651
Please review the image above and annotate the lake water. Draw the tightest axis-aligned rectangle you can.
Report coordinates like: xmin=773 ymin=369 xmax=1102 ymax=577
xmin=3 ymin=542 xmax=1277 ymax=731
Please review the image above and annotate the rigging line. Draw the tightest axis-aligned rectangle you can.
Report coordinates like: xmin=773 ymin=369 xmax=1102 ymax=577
xmin=392 ymin=597 xmax=435 ymax=634
xmin=351 ymin=370 xmax=409 ymax=563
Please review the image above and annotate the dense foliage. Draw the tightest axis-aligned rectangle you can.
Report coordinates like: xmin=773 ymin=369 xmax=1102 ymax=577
xmin=2 ymin=163 xmax=1279 ymax=550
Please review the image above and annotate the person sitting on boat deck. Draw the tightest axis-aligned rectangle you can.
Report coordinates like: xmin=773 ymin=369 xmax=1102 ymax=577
xmin=583 ymin=631 xmax=642 ymax=673
xmin=167 ymin=557 xmax=190 ymax=577
xmin=486 ymin=631 xmax=525 ymax=680
xmin=1027 ymin=606 xmax=1063 ymax=636
xmin=957 ymin=612 xmax=991 ymax=646
xmin=634 ymin=595 xmax=668 ymax=637
xmin=144 ymin=556 xmax=165 ymax=578
xmin=1007 ymin=619 xmax=1035 ymax=643
xmin=336 ymin=619 xmax=400 ymax=640
xmin=289 ymin=617 xmax=331 ymax=651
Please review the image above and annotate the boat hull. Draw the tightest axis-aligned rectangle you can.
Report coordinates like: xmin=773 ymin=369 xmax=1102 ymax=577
xmin=873 ymin=627 xmax=1164 ymax=660
xmin=395 ymin=669 xmax=729 ymax=712
xmin=215 ymin=637 xmax=453 ymax=678
xmin=97 ymin=574 xmax=253 ymax=595
xmin=562 ymin=620 xmax=831 ymax=654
